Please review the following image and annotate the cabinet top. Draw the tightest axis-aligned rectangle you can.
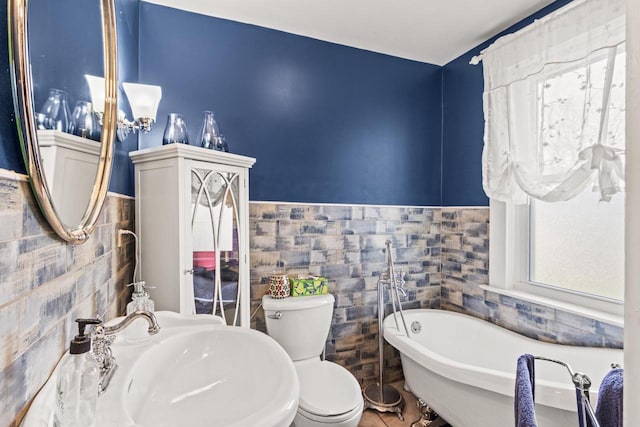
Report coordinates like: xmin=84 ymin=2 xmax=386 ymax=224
xmin=38 ymin=130 xmax=101 ymax=156
xmin=129 ymin=143 xmax=256 ymax=168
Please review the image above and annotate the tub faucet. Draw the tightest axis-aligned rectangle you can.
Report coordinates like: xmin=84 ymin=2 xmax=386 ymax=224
xmin=92 ymin=310 xmax=160 ymax=394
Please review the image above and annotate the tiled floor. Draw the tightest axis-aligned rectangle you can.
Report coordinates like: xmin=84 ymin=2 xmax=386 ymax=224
xmin=358 ymin=381 xmax=450 ymax=427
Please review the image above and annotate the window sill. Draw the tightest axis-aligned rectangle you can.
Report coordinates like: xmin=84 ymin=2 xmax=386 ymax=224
xmin=479 ymin=285 xmax=624 ymax=328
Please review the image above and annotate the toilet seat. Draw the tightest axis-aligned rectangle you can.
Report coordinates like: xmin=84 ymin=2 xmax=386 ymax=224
xmin=297 ymin=403 xmax=363 ymax=424
xmin=295 ymin=360 xmax=363 ymax=422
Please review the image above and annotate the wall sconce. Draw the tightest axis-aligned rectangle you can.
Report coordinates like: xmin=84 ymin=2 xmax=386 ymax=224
xmin=84 ymin=74 xmax=107 ymax=118
xmin=85 ymin=74 xmax=162 ymax=142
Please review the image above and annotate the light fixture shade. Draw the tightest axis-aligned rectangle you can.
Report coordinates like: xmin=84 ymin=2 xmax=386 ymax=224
xmin=84 ymin=74 xmax=105 ymax=114
xmin=122 ymin=82 xmax=162 ymax=122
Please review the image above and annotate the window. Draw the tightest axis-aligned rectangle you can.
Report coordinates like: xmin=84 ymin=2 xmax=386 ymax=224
xmin=523 ymin=52 xmax=626 ymax=303
xmin=529 ymin=194 xmax=624 ymax=302
xmin=529 ymin=193 xmax=624 ymax=301
xmin=490 ymin=197 xmax=624 ymax=316
xmin=480 ymin=0 xmax=625 ymax=315
xmin=488 ymin=51 xmax=626 ymax=313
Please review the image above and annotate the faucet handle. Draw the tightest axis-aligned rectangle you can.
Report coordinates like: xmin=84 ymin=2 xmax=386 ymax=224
xmin=396 ymin=286 xmax=407 ymax=298
xmin=392 ymin=270 xmax=407 ymax=297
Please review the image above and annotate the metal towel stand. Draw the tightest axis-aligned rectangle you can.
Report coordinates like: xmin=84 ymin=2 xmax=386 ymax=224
xmin=362 ymin=240 xmax=411 ymax=420
xmin=533 ymin=356 xmax=621 ymax=427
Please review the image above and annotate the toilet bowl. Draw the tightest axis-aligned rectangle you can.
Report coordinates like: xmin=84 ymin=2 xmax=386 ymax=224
xmin=262 ymin=294 xmax=363 ymax=427
xmin=293 ymin=359 xmax=364 ymax=426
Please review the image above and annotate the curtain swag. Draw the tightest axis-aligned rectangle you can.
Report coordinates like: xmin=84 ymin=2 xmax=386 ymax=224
xmin=478 ymin=0 xmax=626 ymax=204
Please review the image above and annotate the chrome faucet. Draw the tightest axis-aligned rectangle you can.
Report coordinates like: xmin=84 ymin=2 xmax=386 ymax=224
xmin=101 ymin=310 xmax=160 ymax=335
xmin=379 ymin=268 xmax=407 ymax=297
xmin=92 ymin=310 xmax=160 ymax=394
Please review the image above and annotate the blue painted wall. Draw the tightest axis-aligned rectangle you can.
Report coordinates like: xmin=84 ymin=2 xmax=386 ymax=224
xmin=138 ymin=4 xmax=443 ymax=206
xmin=0 ymin=0 xmax=577 ymax=205
xmin=29 ymin=0 xmax=103 ymax=114
xmin=441 ymin=0 xmax=574 ymax=206
xmin=111 ymin=0 xmax=140 ymax=195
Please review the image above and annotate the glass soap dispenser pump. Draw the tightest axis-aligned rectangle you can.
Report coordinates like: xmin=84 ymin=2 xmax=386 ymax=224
xmin=126 ymin=281 xmax=155 ymax=315
xmin=55 ymin=318 xmax=101 ymax=427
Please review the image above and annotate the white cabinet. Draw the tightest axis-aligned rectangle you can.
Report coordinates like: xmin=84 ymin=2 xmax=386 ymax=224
xmin=130 ymin=144 xmax=255 ymax=326
xmin=38 ymin=130 xmax=101 ymax=226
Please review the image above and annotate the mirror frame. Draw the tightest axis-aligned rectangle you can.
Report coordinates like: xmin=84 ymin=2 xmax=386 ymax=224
xmin=7 ymin=0 xmax=118 ymax=244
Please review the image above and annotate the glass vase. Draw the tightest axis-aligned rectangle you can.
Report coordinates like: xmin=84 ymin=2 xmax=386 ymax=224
xmin=216 ymin=134 xmax=229 ymax=152
xmin=162 ymin=113 xmax=190 ymax=145
xmin=36 ymin=88 xmax=71 ymax=132
xmin=198 ymin=111 xmax=220 ymax=150
xmin=69 ymin=101 xmax=98 ymax=140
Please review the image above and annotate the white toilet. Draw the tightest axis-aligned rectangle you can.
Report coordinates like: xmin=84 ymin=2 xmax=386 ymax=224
xmin=262 ymin=294 xmax=364 ymax=427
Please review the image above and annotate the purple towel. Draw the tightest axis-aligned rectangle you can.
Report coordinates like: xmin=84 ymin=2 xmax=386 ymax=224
xmin=515 ymin=354 xmax=537 ymax=427
xmin=595 ymin=368 xmax=623 ymax=427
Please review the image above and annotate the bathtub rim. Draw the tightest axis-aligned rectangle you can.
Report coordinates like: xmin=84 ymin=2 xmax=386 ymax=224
xmin=382 ymin=309 xmax=612 ymax=412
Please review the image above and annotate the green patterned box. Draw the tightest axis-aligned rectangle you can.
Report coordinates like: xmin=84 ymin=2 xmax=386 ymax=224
xmin=290 ymin=276 xmax=329 ymax=297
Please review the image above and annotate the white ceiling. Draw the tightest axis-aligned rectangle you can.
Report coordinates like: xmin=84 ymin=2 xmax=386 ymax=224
xmin=143 ymin=0 xmax=555 ymax=65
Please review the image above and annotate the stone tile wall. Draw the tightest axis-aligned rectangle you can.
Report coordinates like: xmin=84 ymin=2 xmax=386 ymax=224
xmin=440 ymin=207 xmax=623 ymax=348
xmin=250 ymin=203 xmax=623 ymax=389
xmin=0 ymin=181 xmax=623 ymax=425
xmin=0 ymin=173 xmax=135 ymax=427
xmin=249 ymin=203 xmax=442 ymax=385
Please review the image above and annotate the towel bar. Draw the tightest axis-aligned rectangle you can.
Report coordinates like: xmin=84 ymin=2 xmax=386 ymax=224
xmin=533 ymin=356 xmax=603 ymax=427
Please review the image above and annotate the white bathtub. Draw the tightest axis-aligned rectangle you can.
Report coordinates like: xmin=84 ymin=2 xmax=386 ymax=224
xmin=383 ymin=309 xmax=623 ymax=427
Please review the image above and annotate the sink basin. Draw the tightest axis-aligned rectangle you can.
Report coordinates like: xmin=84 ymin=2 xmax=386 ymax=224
xmin=21 ymin=312 xmax=299 ymax=427
xmin=125 ymin=328 xmax=298 ymax=426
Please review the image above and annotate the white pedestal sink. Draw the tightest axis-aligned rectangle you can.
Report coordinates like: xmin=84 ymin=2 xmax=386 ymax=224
xmin=22 ymin=312 xmax=299 ymax=427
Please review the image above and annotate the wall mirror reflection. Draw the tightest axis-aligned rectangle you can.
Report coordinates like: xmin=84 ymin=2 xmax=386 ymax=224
xmin=9 ymin=0 xmax=117 ymax=243
xmin=29 ymin=0 xmax=105 ymax=227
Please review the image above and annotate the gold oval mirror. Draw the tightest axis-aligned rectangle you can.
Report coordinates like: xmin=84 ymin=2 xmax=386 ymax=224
xmin=8 ymin=0 xmax=118 ymax=244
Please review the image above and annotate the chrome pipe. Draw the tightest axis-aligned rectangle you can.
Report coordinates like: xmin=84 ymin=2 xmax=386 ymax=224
xmin=386 ymin=240 xmax=410 ymax=338
xmin=381 ymin=243 xmax=400 ymax=331
xmin=362 ymin=240 xmax=406 ymax=418
xmin=387 ymin=275 xmax=401 ymax=331
xmin=581 ymin=393 xmax=600 ymax=427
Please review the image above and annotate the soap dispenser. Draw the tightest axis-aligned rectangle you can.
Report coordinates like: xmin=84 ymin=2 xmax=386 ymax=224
xmin=55 ymin=318 xmax=101 ymax=427
xmin=126 ymin=281 xmax=155 ymax=315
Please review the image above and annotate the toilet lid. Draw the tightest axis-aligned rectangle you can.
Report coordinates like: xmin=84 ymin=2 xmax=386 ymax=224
xmin=296 ymin=361 xmax=362 ymax=417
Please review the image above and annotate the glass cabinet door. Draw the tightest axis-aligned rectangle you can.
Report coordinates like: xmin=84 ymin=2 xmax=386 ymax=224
xmin=190 ymin=167 xmax=241 ymax=325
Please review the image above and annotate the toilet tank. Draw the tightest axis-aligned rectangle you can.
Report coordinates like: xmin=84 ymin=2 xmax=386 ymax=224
xmin=262 ymin=294 xmax=335 ymax=361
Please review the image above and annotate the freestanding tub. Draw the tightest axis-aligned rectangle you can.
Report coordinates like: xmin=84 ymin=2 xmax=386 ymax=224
xmin=383 ymin=309 xmax=623 ymax=427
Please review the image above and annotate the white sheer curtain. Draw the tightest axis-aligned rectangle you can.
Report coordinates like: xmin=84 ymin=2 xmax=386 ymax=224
xmin=478 ymin=0 xmax=626 ymax=203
